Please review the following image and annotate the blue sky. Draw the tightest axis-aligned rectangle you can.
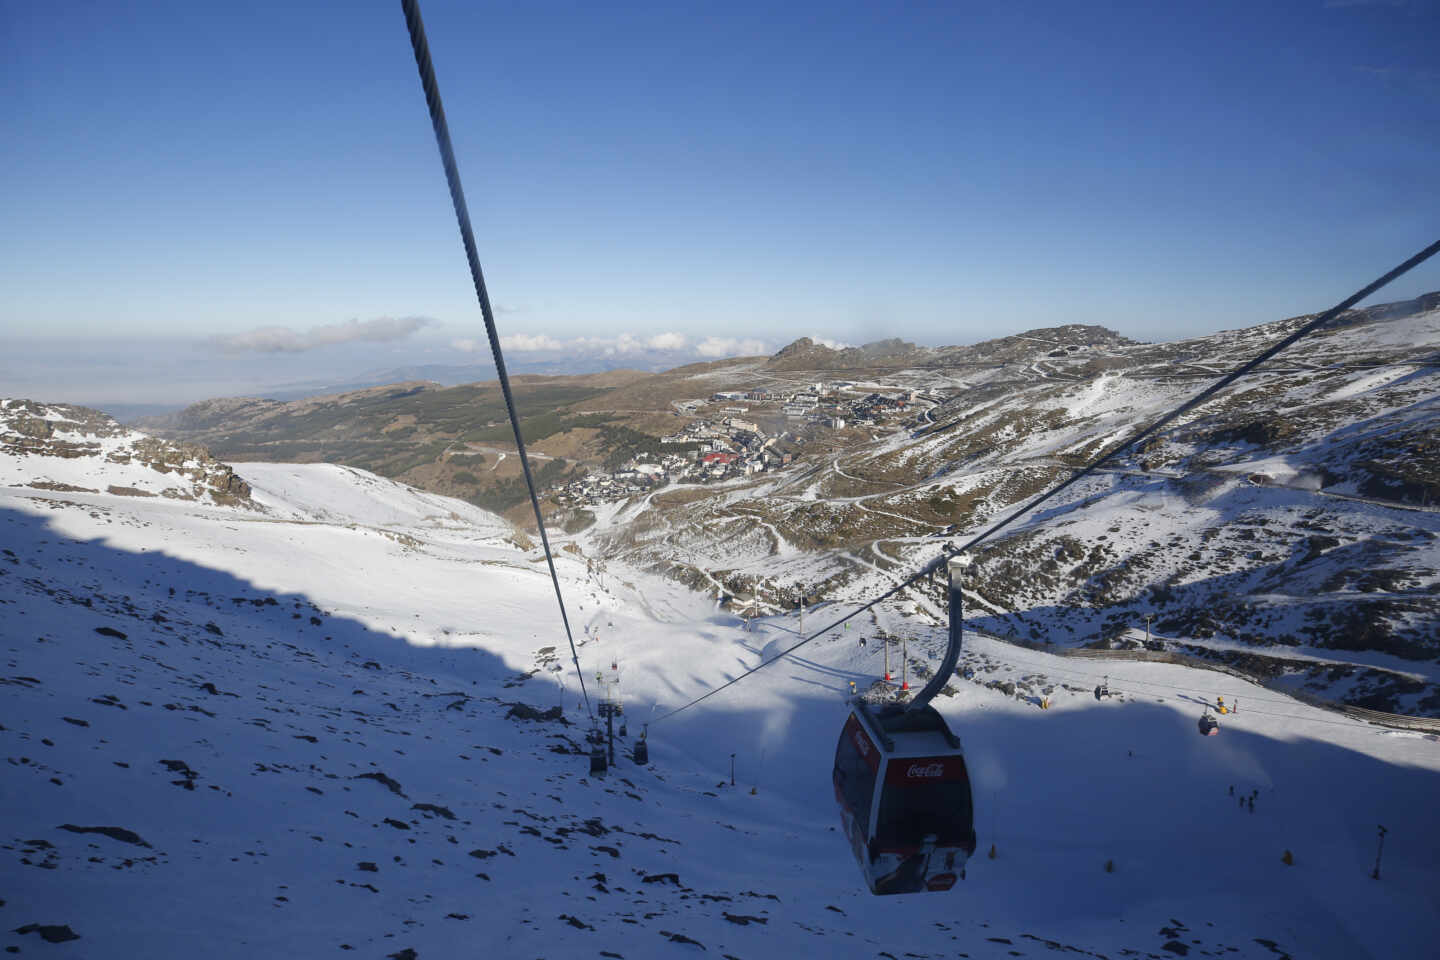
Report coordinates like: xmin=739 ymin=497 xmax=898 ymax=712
xmin=2 ymin=0 xmax=1437 ymax=405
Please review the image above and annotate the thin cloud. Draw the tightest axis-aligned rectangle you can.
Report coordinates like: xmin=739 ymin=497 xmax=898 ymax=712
xmin=807 ymin=334 xmax=855 ymax=350
xmin=463 ymin=331 xmax=769 ymax=359
xmin=695 ymin=336 xmax=768 ymax=358
xmin=495 ymin=333 xmax=564 ymax=352
xmin=214 ymin=316 xmax=433 ymax=353
xmin=645 ymin=332 xmax=689 ymax=351
xmin=485 ymin=331 xmax=702 ymax=354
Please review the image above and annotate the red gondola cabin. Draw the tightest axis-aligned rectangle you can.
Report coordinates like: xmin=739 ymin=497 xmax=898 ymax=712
xmin=832 ymin=701 xmax=976 ymax=895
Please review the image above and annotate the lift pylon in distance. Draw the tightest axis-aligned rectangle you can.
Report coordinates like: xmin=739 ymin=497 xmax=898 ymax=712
xmin=833 ymin=556 xmax=976 ymax=895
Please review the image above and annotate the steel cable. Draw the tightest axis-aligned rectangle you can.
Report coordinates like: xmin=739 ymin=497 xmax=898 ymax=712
xmin=652 ymin=238 xmax=1440 ymax=724
xmin=400 ymin=0 xmax=592 ymax=718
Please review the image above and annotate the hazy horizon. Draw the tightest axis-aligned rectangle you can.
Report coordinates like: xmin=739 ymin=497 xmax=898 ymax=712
xmin=7 ymin=281 xmax=1438 ymax=422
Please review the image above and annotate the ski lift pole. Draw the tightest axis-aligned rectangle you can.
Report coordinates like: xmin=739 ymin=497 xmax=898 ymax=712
xmin=901 ymin=635 xmax=909 ymax=693
xmin=607 ymin=696 xmax=615 ymax=766
xmin=1372 ymin=824 xmax=1388 ymax=880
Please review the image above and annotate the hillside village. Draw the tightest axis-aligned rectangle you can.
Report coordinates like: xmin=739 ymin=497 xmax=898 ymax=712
xmin=553 ymin=381 xmax=935 ymax=505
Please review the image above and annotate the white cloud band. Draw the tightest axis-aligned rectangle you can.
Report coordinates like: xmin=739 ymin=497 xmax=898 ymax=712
xmin=477 ymin=331 xmax=769 ymax=359
xmin=215 ymin=316 xmax=433 ymax=353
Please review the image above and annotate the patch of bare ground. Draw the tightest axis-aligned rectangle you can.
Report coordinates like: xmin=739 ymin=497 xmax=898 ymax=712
xmin=978 ymin=465 xmax=1071 ymax=510
xmin=1052 ymin=427 xmax=1124 ymax=465
xmin=558 ymin=509 xmax=596 ymax=534
xmin=843 ymin=442 xmax=963 ymax=488
xmin=650 ymin=486 xmax=717 ymax=509
xmin=944 ymin=405 xmax=1073 ymax=459
xmin=657 ymin=561 xmax=720 ymax=594
xmin=851 ymin=450 xmax=927 ymax=486
xmin=813 ymin=467 xmax=898 ymax=500
xmin=530 ymin=427 xmax=605 ymax=460
xmin=870 ymin=491 xmax=962 ymax=528
xmin=874 ymin=540 xmax=908 ymax=562
xmin=769 ymin=501 xmax=899 ymax=551
xmin=380 ymin=413 xmax=419 ymax=434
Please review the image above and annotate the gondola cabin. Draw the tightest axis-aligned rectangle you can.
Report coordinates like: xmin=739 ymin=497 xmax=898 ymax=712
xmin=832 ymin=701 xmax=976 ymax=895
xmin=1198 ymin=712 xmax=1219 ymax=736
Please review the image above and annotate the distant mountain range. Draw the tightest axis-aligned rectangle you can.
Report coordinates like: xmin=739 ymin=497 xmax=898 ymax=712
xmin=255 ymin=348 xmax=761 ymax=402
xmin=42 ymin=291 xmax=1440 ymax=712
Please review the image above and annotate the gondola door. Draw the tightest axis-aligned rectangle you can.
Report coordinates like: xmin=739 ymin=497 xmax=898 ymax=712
xmin=870 ymin=751 xmax=975 ymax=894
xmin=833 ymin=710 xmax=880 ymax=881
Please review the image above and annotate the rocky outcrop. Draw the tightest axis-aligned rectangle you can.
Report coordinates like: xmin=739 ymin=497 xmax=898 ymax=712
xmin=1 ymin=398 xmax=253 ymax=507
xmin=768 ymin=337 xmax=926 ymax=371
xmin=766 ymin=325 xmax=1138 ymax=372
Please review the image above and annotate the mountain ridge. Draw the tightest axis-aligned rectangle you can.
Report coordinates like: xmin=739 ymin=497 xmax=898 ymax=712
xmin=80 ymin=292 xmax=1440 ymax=706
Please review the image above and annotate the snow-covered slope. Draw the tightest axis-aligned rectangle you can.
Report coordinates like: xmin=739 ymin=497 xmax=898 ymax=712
xmin=589 ymin=297 xmax=1440 ymax=708
xmin=1 ymin=399 xmax=251 ymax=505
xmin=3 ymin=414 xmax=1439 ymax=958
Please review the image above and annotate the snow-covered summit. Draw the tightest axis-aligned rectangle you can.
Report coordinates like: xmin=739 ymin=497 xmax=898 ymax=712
xmin=0 ymin=398 xmax=252 ymax=506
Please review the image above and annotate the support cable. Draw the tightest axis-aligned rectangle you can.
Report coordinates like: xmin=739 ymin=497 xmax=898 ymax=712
xmin=400 ymin=0 xmax=592 ymax=718
xmin=651 ymin=238 xmax=1440 ymax=725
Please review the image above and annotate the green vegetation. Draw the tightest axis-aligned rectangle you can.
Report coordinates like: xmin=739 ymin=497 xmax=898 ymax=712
xmin=596 ymin=425 xmax=699 ymax=471
xmin=467 ymin=456 xmax=571 ymax=513
xmin=465 ymin=411 xmax=618 ymax=444
xmin=560 ymin=509 xmax=596 ymax=533
xmin=194 ymin=384 xmax=612 ymax=511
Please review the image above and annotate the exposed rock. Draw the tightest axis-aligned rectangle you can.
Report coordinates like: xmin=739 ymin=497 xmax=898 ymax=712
xmin=0 ymin=400 xmax=254 ymax=506
xmin=660 ymin=931 xmax=705 ymax=950
xmin=57 ymin=824 xmax=151 ymax=847
xmin=14 ymin=923 xmax=80 ymax=943
xmin=353 ymin=771 xmax=407 ymax=797
xmin=11 ymin=416 xmax=54 ymax=440
xmin=411 ymin=803 xmax=455 ymax=820
xmin=506 ymin=702 xmax=566 ymax=723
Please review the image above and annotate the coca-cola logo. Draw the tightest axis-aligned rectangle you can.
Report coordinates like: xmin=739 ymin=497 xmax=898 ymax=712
xmin=907 ymin=762 xmax=945 ymax=779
